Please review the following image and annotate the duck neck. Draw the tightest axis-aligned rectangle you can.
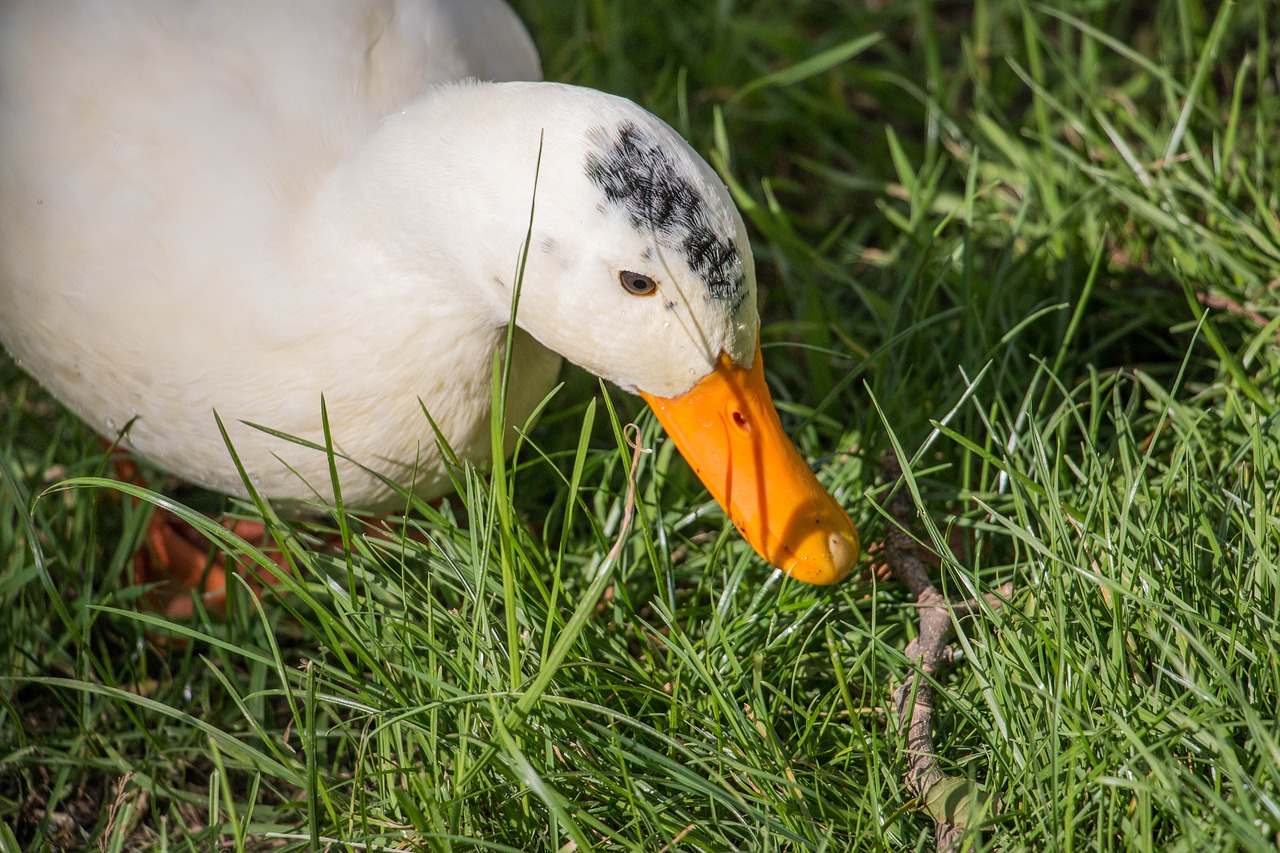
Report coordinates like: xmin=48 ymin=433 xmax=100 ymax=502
xmin=314 ymin=81 xmax=554 ymax=324
xmin=293 ymin=82 xmax=565 ymax=465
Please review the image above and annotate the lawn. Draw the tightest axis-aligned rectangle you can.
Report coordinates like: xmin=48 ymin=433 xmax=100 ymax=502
xmin=2 ymin=0 xmax=1278 ymax=850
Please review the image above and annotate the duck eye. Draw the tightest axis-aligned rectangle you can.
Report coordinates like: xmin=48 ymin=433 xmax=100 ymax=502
xmin=619 ymin=270 xmax=658 ymax=296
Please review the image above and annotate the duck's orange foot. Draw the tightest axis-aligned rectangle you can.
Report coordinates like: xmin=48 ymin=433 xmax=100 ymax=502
xmin=106 ymin=441 xmax=291 ymax=618
xmin=133 ymin=508 xmax=289 ymax=619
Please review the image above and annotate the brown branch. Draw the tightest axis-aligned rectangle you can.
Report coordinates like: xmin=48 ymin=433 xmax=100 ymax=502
xmin=880 ymin=451 xmax=1011 ymax=852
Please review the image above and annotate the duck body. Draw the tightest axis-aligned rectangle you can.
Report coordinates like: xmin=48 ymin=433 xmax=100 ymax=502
xmin=2 ymin=0 xmax=597 ymax=507
xmin=1 ymin=0 xmax=859 ymax=583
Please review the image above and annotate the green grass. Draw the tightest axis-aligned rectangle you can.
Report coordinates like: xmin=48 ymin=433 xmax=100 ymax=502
xmin=3 ymin=0 xmax=1279 ymax=849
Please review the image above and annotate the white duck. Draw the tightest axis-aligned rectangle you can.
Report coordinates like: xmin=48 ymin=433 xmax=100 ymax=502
xmin=0 ymin=0 xmax=858 ymax=600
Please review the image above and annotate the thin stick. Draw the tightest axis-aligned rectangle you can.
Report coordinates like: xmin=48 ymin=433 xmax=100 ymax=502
xmin=608 ymin=424 xmax=650 ymax=562
xmin=881 ymin=451 xmax=1011 ymax=852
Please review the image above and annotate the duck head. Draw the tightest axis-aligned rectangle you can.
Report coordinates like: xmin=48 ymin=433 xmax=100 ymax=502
xmin=521 ymin=86 xmax=860 ymax=585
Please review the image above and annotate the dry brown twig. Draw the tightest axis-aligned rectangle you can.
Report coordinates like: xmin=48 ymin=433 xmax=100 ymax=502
xmin=880 ymin=451 xmax=1013 ymax=852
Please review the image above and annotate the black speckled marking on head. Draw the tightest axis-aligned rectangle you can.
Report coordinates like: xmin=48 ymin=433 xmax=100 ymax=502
xmin=585 ymin=122 xmax=746 ymax=312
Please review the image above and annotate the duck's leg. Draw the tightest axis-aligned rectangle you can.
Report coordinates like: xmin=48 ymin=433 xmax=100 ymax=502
xmin=109 ymin=446 xmax=286 ymax=618
xmin=133 ymin=509 xmax=289 ymax=618
xmin=132 ymin=505 xmax=431 ymax=618
xmin=108 ymin=449 xmax=436 ymax=618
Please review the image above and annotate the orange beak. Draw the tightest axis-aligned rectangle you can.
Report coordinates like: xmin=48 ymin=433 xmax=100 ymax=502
xmin=639 ymin=342 xmax=859 ymax=584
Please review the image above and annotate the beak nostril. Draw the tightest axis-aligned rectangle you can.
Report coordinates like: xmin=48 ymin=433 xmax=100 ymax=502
xmin=731 ymin=411 xmax=749 ymax=430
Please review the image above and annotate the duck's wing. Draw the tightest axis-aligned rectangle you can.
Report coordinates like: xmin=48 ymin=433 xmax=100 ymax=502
xmin=0 ymin=0 xmax=541 ymax=240
xmin=0 ymin=0 xmax=543 ymax=320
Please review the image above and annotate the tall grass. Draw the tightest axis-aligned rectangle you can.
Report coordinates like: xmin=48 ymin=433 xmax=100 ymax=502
xmin=2 ymin=0 xmax=1277 ymax=849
